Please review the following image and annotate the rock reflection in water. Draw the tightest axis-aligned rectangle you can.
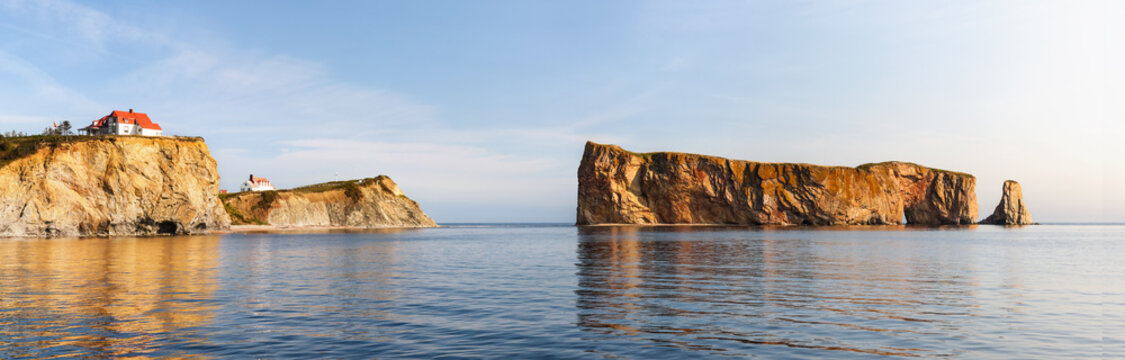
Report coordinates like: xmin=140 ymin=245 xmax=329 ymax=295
xmin=0 ymin=225 xmax=1116 ymax=358
xmin=0 ymin=236 xmax=220 ymax=359
xmin=575 ymin=226 xmax=980 ymax=357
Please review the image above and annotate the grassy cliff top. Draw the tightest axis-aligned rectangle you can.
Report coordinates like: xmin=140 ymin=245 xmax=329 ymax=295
xmin=856 ymin=161 xmax=974 ymax=177
xmin=587 ymin=141 xmax=857 ymax=170
xmin=0 ymin=135 xmax=205 ymax=168
xmin=219 ymin=176 xmax=392 ymax=200
xmin=586 ymin=141 xmax=974 ymax=178
xmin=289 ymin=176 xmax=389 ymax=193
xmin=218 ymin=176 xmax=399 ymax=226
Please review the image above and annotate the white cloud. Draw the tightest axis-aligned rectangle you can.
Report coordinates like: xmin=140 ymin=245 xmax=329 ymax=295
xmin=213 ymin=139 xmax=573 ymax=221
xmin=0 ymin=0 xmax=579 ymax=222
xmin=0 ymin=50 xmax=103 ymax=113
xmin=0 ymin=0 xmax=173 ymax=53
xmin=277 ymin=139 xmax=555 ymax=176
xmin=1 ymin=0 xmax=1120 ymax=222
xmin=0 ymin=114 xmax=49 ymax=125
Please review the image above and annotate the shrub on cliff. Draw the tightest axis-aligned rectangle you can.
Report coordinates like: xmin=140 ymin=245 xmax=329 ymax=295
xmin=0 ymin=136 xmax=72 ymax=168
xmin=255 ymin=191 xmax=278 ymax=210
xmin=343 ymin=181 xmax=363 ymax=202
xmin=224 ymin=202 xmax=266 ymax=225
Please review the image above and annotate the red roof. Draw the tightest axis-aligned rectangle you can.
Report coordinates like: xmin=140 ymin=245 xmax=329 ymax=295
xmin=250 ymin=176 xmax=272 ymax=185
xmin=85 ymin=110 xmax=162 ymax=130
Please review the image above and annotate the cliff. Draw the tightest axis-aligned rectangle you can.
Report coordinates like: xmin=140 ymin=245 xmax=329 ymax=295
xmin=0 ymin=136 xmax=231 ymax=237
xmin=980 ymin=180 xmax=1034 ymax=225
xmin=577 ymin=141 xmax=978 ymax=226
xmin=220 ymin=176 xmax=437 ymax=228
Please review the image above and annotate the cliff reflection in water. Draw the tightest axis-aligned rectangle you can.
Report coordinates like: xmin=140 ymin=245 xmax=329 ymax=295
xmin=1 ymin=226 xmax=1114 ymax=358
xmin=0 ymin=236 xmax=220 ymax=358
xmin=574 ymin=226 xmax=979 ymax=357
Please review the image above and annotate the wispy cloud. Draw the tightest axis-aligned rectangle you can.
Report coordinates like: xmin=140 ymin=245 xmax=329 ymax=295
xmin=212 ymin=138 xmax=573 ymax=220
xmin=0 ymin=0 xmax=173 ymax=55
xmin=1 ymin=0 xmax=1118 ymax=222
xmin=0 ymin=114 xmax=50 ymax=125
xmin=0 ymin=49 xmax=104 ymax=117
xmin=0 ymin=0 xmax=598 ymax=221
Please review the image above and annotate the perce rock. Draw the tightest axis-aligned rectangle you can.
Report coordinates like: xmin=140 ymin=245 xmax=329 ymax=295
xmin=0 ymin=136 xmax=231 ymax=237
xmin=577 ymin=141 xmax=978 ymax=226
xmin=221 ymin=176 xmax=437 ymax=228
xmin=979 ymin=180 xmax=1034 ymax=225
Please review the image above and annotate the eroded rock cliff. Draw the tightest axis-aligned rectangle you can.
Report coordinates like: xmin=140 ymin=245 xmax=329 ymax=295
xmin=0 ymin=136 xmax=231 ymax=236
xmin=577 ymin=141 xmax=978 ymax=226
xmin=221 ymin=176 xmax=437 ymax=228
xmin=980 ymin=180 xmax=1034 ymax=225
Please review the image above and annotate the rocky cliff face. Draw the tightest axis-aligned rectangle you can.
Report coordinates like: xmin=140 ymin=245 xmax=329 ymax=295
xmin=577 ymin=142 xmax=978 ymax=226
xmin=0 ymin=136 xmax=231 ymax=237
xmin=980 ymin=180 xmax=1034 ymax=225
xmin=221 ymin=176 xmax=437 ymax=228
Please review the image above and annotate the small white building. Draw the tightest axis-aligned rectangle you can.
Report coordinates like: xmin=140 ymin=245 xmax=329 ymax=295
xmin=80 ymin=109 xmax=164 ymax=136
xmin=241 ymin=174 xmax=277 ymax=192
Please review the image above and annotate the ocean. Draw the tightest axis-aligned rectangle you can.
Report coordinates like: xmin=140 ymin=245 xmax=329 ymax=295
xmin=1 ymin=224 xmax=1121 ymax=358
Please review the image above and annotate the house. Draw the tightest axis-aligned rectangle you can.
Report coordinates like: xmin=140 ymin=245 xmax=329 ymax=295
xmin=80 ymin=109 xmax=163 ymax=136
xmin=241 ymin=174 xmax=277 ymax=192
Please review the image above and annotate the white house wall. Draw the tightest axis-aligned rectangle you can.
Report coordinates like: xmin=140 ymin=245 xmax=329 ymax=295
xmin=240 ymin=181 xmax=277 ymax=192
xmin=83 ymin=116 xmax=164 ymax=137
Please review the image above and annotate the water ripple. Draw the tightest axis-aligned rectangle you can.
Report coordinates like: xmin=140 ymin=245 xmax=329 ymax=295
xmin=0 ymin=225 xmax=1121 ymax=358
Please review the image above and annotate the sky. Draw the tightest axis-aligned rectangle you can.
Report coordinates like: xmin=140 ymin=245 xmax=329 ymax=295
xmin=0 ymin=0 xmax=1121 ymax=223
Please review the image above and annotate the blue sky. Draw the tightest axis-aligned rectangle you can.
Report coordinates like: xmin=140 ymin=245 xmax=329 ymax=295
xmin=0 ymin=0 xmax=1121 ymax=222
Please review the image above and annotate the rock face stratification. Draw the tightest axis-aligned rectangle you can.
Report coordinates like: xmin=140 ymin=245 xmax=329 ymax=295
xmin=0 ymin=136 xmax=231 ymax=237
xmin=980 ymin=180 xmax=1034 ymax=225
xmin=577 ymin=141 xmax=978 ymax=226
xmin=221 ymin=176 xmax=437 ymax=228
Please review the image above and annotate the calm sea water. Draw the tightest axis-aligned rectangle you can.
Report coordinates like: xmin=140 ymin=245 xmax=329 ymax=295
xmin=1 ymin=224 xmax=1121 ymax=359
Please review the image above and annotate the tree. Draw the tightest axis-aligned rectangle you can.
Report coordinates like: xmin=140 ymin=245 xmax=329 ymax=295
xmin=40 ymin=121 xmax=74 ymax=136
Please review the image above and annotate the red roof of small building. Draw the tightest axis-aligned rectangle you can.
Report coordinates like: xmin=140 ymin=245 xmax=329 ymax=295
xmin=250 ymin=176 xmax=272 ymax=185
xmin=84 ymin=110 xmax=162 ymax=130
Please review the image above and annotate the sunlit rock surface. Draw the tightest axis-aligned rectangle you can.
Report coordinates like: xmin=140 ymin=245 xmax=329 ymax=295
xmin=577 ymin=141 xmax=978 ymax=226
xmin=980 ymin=180 xmax=1034 ymax=225
xmin=0 ymin=136 xmax=230 ymax=236
xmin=221 ymin=176 xmax=437 ymax=228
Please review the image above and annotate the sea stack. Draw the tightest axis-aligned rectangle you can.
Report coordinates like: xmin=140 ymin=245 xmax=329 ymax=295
xmin=576 ymin=141 xmax=978 ymax=226
xmin=980 ymin=180 xmax=1034 ymax=225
